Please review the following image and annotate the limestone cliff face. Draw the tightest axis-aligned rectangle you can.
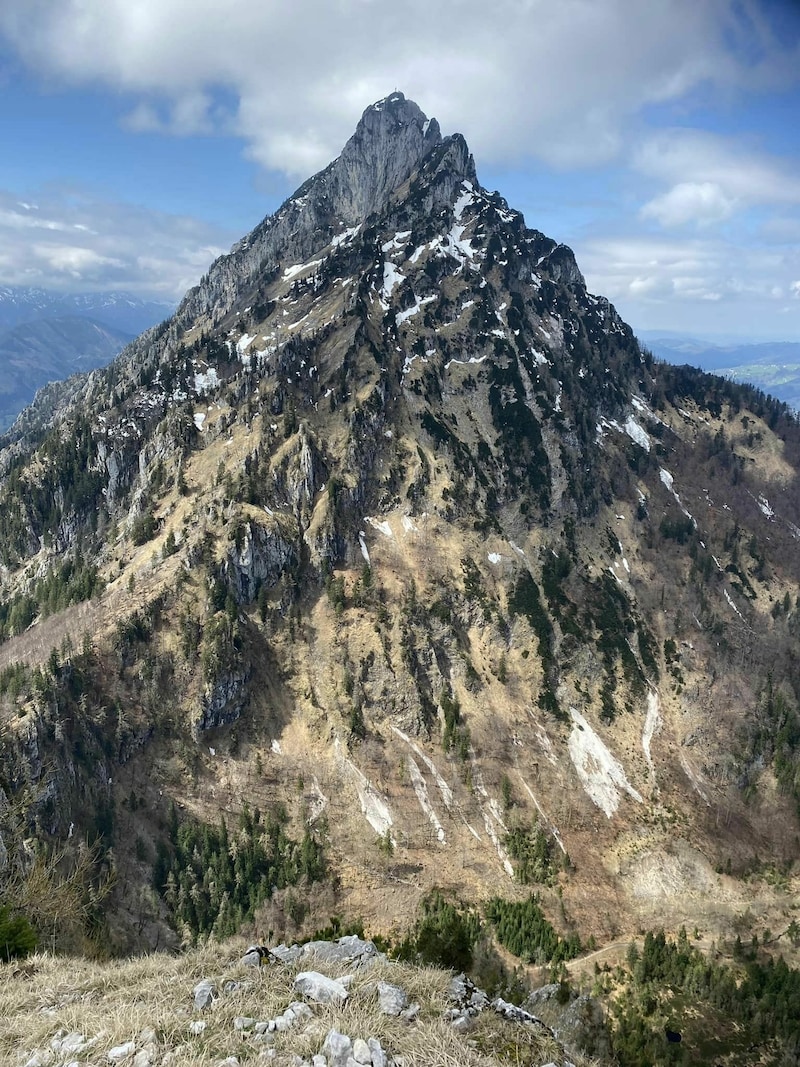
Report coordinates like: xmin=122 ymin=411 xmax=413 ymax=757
xmin=1 ymin=94 xmax=799 ymax=953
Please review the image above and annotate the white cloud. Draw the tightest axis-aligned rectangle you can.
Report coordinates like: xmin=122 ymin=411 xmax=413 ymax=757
xmin=641 ymin=182 xmax=738 ymax=228
xmin=0 ymin=188 xmax=234 ymax=296
xmin=1 ymin=0 xmax=797 ymax=174
xmin=577 ymin=232 xmax=800 ymax=335
xmin=634 ymin=128 xmax=800 ymax=232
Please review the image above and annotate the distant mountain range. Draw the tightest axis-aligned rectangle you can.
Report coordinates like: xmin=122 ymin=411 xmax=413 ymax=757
xmin=0 ymin=288 xmax=174 ymax=431
xmin=639 ymin=331 xmax=800 ymax=411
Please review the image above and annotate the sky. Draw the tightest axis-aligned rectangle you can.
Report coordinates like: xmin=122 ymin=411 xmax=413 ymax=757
xmin=0 ymin=0 xmax=799 ymax=342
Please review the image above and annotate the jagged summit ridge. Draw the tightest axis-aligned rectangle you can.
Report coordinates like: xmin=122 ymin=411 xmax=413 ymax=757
xmin=329 ymin=92 xmax=443 ymax=225
xmin=176 ymin=94 xmax=477 ymax=329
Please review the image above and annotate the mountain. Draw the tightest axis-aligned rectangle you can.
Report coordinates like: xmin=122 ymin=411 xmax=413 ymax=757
xmin=0 ymin=286 xmax=174 ymax=336
xmin=0 ymin=288 xmax=174 ymax=431
xmin=0 ymin=315 xmax=133 ymax=432
xmin=640 ymin=331 xmax=800 ymax=411
xmin=1 ymin=95 xmax=800 ymax=1054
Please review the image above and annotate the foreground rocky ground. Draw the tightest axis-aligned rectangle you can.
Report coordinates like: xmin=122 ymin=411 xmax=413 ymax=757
xmin=2 ymin=936 xmax=600 ymax=1067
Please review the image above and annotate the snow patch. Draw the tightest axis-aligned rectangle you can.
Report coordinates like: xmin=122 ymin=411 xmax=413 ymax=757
xmin=445 ymin=354 xmax=488 ymax=370
xmin=379 ymin=261 xmax=404 ymax=308
xmin=365 ymin=516 xmax=393 ymax=539
xmin=757 ymin=495 xmax=775 ymax=520
xmin=407 ymin=755 xmax=446 ymax=843
xmin=381 ymin=230 xmax=412 ymax=254
xmin=283 ymin=257 xmax=323 ymax=280
xmin=396 ymin=294 xmax=436 ymax=325
xmin=194 ymin=367 xmax=219 ymax=394
xmin=193 ymin=412 xmax=206 ymax=431
xmin=335 ymin=739 xmax=394 ymax=841
xmin=331 ymin=225 xmax=360 ymax=248
xmin=391 ymin=726 xmax=453 ymax=809
xmin=642 ymin=690 xmax=662 ymax=782
xmin=568 ymin=708 xmax=643 ymax=818
xmin=487 ymin=552 xmax=502 ymax=565
xmin=624 ymin=416 xmax=651 ymax=452
xmin=453 ymin=182 xmax=476 ymax=221
xmin=358 ymin=532 xmax=370 ymax=564
xmin=724 ymin=588 xmax=745 ymax=621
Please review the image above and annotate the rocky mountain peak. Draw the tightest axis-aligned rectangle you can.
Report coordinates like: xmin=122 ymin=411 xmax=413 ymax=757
xmin=320 ymin=92 xmax=443 ymax=225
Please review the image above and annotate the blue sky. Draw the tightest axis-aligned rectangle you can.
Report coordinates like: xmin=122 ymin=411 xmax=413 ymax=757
xmin=0 ymin=0 xmax=799 ymax=341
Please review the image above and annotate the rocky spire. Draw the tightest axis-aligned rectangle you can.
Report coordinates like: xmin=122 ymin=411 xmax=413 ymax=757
xmin=325 ymin=92 xmax=442 ymax=225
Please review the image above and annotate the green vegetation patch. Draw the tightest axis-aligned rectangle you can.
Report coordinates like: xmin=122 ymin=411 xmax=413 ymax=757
xmin=612 ymin=929 xmax=800 ymax=1066
xmin=485 ymin=894 xmax=581 ymax=965
xmin=153 ymin=804 xmax=326 ymax=941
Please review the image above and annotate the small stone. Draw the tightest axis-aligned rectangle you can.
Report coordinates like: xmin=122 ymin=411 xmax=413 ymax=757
xmin=242 ymin=946 xmax=264 ymax=967
xmin=368 ymin=1037 xmax=387 ymax=1067
xmin=269 ymin=943 xmax=303 ymax=964
xmin=255 ymin=1021 xmax=270 ymax=1034
xmin=234 ymin=1016 xmax=256 ymax=1031
xmin=223 ymin=980 xmax=241 ymax=994
xmin=216 ymin=1059 xmax=240 ymax=1067
xmin=312 ymin=1057 xmax=327 ymax=1067
xmin=352 ymin=1037 xmax=371 ymax=1064
xmin=400 ymin=1002 xmax=419 ymax=1022
xmin=137 ymin=1029 xmax=157 ymax=1046
xmin=451 ymin=1014 xmax=471 ymax=1033
xmin=23 ymin=1055 xmax=51 ymax=1067
xmin=132 ymin=1052 xmax=151 ymax=1067
xmin=107 ymin=1041 xmax=136 ymax=1062
xmin=377 ymin=981 xmax=408 ymax=1016
xmin=193 ymin=979 xmax=218 ymax=1011
xmin=188 ymin=1021 xmax=206 ymax=1036
xmin=321 ymin=1028 xmax=352 ymax=1067
xmin=294 ymin=970 xmax=350 ymax=1005
xmin=55 ymin=1033 xmax=87 ymax=1054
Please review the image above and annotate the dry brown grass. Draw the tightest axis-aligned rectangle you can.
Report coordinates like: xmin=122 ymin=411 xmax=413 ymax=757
xmin=0 ymin=941 xmax=588 ymax=1067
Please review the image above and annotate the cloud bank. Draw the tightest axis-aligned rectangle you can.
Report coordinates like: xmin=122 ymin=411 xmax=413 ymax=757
xmin=1 ymin=0 xmax=797 ymax=174
xmin=0 ymin=189 xmax=233 ymax=298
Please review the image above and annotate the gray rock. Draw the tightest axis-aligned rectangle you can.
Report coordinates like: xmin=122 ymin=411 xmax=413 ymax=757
xmin=132 ymin=1052 xmax=152 ymax=1067
xmin=233 ymin=1016 xmax=256 ymax=1030
xmin=400 ymin=1003 xmax=419 ymax=1022
xmin=294 ymin=971 xmax=350 ymax=1005
xmin=447 ymin=974 xmax=487 ymax=1017
xmin=377 ymin=981 xmax=408 ymax=1016
xmin=193 ymin=978 xmax=217 ymax=1011
xmin=321 ymin=1029 xmax=353 ymax=1067
xmin=352 ymin=1038 xmax=372 ymax=1064
xmin=53 ymin=1033 xmax=88 ymax=1054
xmin=270 ymin=943 xmax=304 ymax=964
xmin=107 ymin=1041 xmax=136 ymax=1062
xmin=301 ymin=934 xmax=380 ymax=967
xmin=492 ymin=997 xmax=540 ymax=1024
xmin=188 ymin=1021 xmax=206 ymax=1036
xmin=368 ymin=1037 xmax=388 ymax=1067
